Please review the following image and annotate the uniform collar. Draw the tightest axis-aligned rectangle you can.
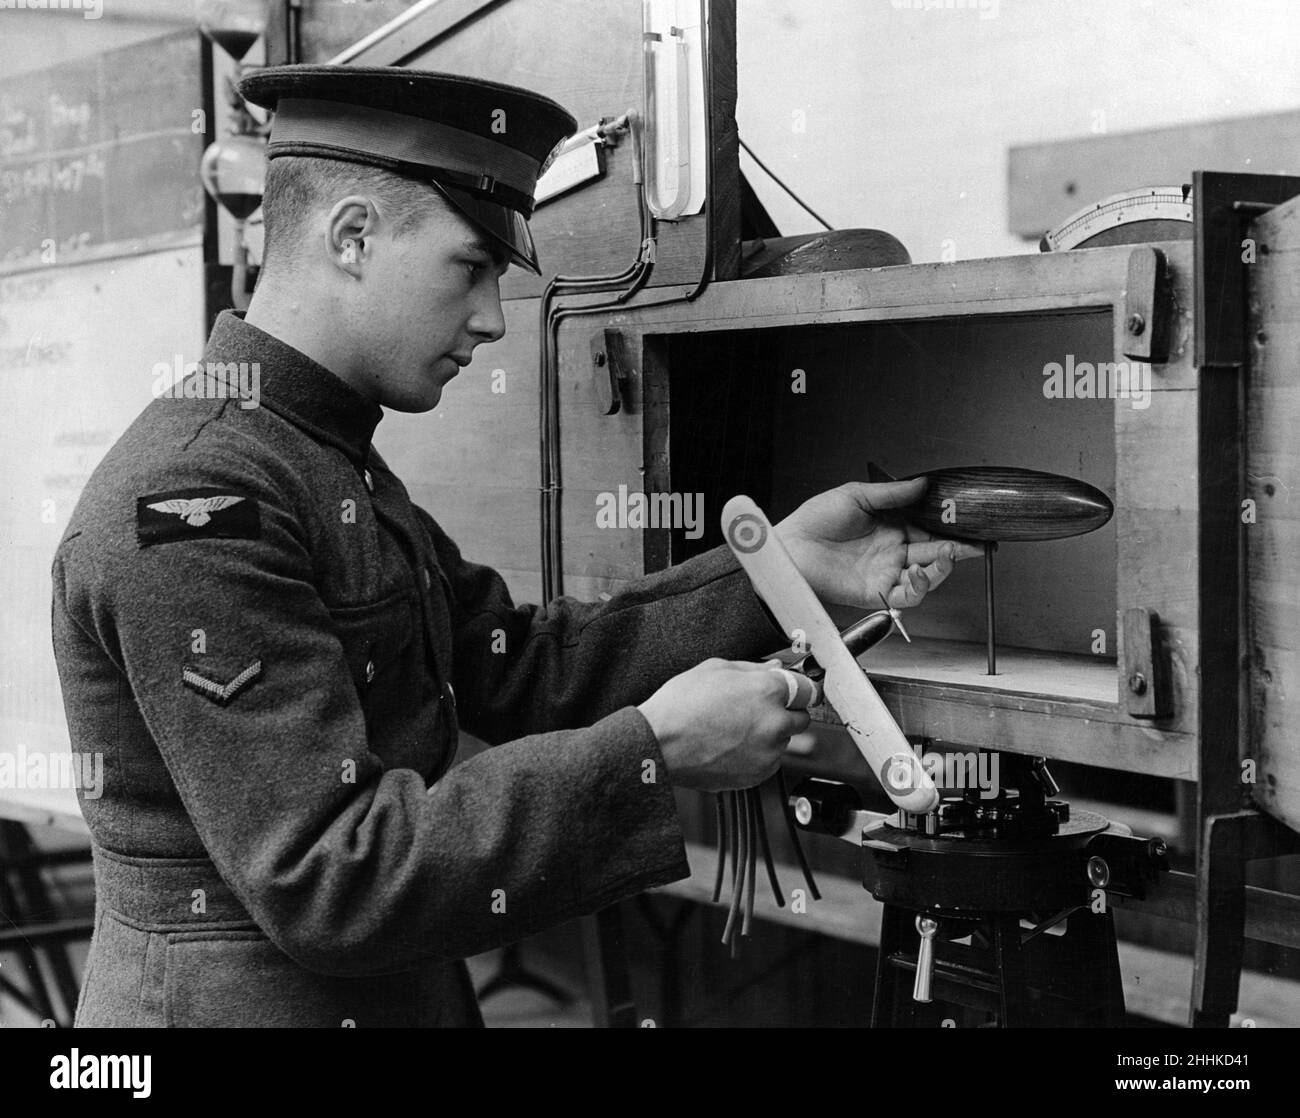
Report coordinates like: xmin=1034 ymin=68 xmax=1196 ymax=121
xmin=204 ymin=310 xmax=383 ymax=464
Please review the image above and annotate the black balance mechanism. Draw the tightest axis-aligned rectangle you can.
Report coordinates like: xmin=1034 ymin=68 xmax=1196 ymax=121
xmin=790 ymin=752 xmax=1168 ymax=1027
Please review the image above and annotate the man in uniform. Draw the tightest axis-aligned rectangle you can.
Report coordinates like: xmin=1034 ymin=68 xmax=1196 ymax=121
xmin=51 ymin=65 xmax=972 ymax=1027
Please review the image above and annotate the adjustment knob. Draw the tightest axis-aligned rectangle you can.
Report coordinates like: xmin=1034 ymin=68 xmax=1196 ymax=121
xmin=913 ymin=915 xmax=939 ymax=1004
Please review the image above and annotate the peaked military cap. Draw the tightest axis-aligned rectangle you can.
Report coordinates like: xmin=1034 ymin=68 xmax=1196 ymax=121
xmin=239 ymin=65 xmax=578 ymax=275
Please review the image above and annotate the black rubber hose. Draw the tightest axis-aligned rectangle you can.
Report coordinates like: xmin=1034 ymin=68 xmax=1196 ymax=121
xmin=753 ymin=781 xmax=784 ymax=907
xmin=711 ymin=793 xmax=727 ymax=904
xmin=742 ymin=790 xmax=758 ymax=937
xmin=776 ymin=768 xmax=821 ymax=902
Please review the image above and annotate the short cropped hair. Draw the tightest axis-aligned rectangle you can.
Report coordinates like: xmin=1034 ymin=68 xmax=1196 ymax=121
xmin=259 ymin=156 xmax=447 ymax=270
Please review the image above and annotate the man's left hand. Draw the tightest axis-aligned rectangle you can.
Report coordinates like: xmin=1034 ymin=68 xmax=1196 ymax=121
xmin=774 ymin=478 xmax=982 ymax=611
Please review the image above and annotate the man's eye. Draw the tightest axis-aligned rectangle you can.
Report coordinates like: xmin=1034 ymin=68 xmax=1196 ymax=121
xmin=465 ymin=259 xmax=487 ymax=281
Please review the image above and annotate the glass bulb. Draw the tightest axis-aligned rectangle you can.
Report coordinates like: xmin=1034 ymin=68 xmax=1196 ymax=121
xmin=196 ymin=0 xmax=268 ymax=62
xmin=200 ymin=133 xmax=266 ymax=221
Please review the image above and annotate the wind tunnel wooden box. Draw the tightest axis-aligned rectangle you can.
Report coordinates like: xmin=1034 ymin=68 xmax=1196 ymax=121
xmin=604 ymin=243 xmax=1197 ymax=783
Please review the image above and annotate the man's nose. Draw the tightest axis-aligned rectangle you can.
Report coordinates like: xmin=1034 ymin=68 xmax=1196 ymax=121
xmin=468 ymin=283 xmax=506 ymax=343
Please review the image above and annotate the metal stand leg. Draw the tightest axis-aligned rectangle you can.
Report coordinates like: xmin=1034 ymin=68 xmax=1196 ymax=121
xmin=1047 ymin=908 xmax=1125 ymax=1026
xmin=871 ymin=904 xmax=912 ymax=1026
xmin=986 ymin=916 xmax=1026 ymax=1026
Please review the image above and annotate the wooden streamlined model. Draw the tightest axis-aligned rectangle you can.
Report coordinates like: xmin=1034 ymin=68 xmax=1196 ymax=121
xmin=867 ymin=464 xmax=1115 ymax=674
xmin=865 ymin=464 xmax=1114 ymax=542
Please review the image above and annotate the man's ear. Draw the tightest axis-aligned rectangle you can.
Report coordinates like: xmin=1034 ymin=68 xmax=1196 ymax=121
xmin=326 ymin=195 xmax=378 ymax=278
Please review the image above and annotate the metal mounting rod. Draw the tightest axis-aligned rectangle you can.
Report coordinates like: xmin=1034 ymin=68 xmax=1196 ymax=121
xmin=984 ymin=541 xmax=997 ymax=675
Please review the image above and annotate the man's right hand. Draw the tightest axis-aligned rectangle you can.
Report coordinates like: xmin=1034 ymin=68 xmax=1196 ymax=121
xmin=637 ymin=659 xmax=813 ymax=792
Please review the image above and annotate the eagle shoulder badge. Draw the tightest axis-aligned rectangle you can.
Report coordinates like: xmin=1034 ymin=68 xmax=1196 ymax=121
xmin=137 ymin=487 xmax=261 ymax=547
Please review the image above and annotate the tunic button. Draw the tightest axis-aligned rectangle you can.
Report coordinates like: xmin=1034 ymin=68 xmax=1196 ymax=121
xmin=423 ymin=568 xmax=432 ymax=590
xmin=363 ymin=469 xmax=374 ymax=492
xmin=365 ymin=659 xmax=376 ymax=683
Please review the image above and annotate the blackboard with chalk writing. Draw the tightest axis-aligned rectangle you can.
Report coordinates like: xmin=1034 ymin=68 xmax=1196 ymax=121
xmin=0 ymin=29 xmax=205 ymax=275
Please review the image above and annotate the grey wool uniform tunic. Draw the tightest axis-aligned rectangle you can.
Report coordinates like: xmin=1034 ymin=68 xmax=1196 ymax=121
xmin=51 ymin=311 xmax=783 ymax=1027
